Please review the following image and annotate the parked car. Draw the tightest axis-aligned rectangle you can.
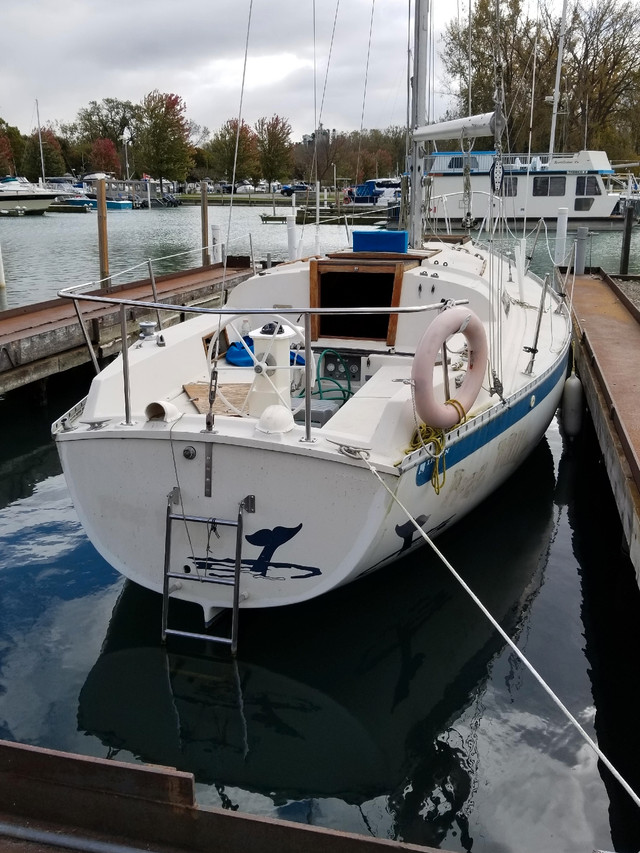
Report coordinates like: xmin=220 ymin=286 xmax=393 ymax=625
xmin=280 ymin=183 xmax=310 ymax=197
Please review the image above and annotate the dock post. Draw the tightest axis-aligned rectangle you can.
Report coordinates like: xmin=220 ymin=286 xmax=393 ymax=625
xmin=286 ymin=216 xmax=297 ymax=260
xmin=0 ymin=242 xmax=5 ymax=288
xmin=575 ymin=226 xmax=588 ymax=275
xmin=555 ymin=207 xmax=568 ymax=265
xmin=200 ymin=182 xmax=210 ymax=266
xmin=96 ymin=180 xmax=110 ymax=289
xmin=211 ymin=224 xmax=222 ymax=263
xmin=620 ymin=205 xmax=634 ymax=275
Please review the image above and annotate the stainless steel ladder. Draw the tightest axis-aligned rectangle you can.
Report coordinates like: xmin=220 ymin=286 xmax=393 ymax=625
xmin=161 ymin=494 xmax=255 ymax=655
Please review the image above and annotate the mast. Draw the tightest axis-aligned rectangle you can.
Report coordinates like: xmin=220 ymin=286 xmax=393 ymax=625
xmin=408 ymin=0 xmax=429 ymax=248
xmin=549 ymin=0 xmax=568 ymax=156
xmin=35 ymin=99 xmax=46 ymax=185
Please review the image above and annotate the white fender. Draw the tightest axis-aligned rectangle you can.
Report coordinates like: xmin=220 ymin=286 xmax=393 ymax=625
xmin=412 ymin=306 xmax=488 ymax=429
xmin=561 ymin=373 xmax=583 ymax=437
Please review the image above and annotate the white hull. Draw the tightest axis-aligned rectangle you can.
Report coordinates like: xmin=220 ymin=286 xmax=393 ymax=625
xmin=0 ymin=176 xmax=59 ymax=215
xmin=54 ymin=235 xmax=571 ymax=620
xmin=0 ymin=192 xmax=58 ymax=215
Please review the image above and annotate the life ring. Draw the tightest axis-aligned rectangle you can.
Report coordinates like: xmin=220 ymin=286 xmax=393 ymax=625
xmin=411 ymin=306 xmax=487 ymax=429
xmin=343 ymin=196 xmax=352 ymax=205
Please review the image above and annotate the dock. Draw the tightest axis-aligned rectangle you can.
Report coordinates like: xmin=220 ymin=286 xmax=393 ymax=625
xmin=570 ymin=267 xmax=640 ymax=582
xmin=0 ymin=739 xmax=438 ymax=853
xmin=0 ymin=259 xmax=254 ymax=396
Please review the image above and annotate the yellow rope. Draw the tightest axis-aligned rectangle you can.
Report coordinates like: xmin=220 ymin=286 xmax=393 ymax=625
xmin=445 ymin=397 xmax=467 ymax=425
xmin=406 ymin=423 xmax=447 ymax=494
xmin=404 ymin=400 xmax=467 ymax=495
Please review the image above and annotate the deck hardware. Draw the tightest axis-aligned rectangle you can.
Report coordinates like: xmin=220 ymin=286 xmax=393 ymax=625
xmin=162 ymin=494 xmax=257 ymax=655
xmin=204 ymin=443 xmax=213 ymax=495
xmin=183 ymin=446 xmax=196 ymax=460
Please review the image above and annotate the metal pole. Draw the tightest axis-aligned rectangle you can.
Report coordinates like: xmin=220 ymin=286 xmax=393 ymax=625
xmin=200 ymin=181 xmax=210 ymax=266
xmin=73 ymin=300 xmax=100 ymax=375
xmin=301 ymin=313 xmax=314 ymax=443
xmin=147 ymin=259 xmax=163 ymax=330
xmin=119 ymin=303 xmax=133 ymax=425
xmin=161 ymin=501 xmax=174 ymax=644
xmin=231 ymin=504 xmax=244 ymax=656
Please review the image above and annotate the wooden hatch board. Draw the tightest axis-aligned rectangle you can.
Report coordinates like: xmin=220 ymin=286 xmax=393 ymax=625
xmin=184 ymin=382 xmax=251 ymax=416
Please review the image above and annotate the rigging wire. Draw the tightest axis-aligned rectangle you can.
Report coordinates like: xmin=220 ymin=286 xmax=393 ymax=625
xmin=358 ymin=452 xmax=640 ymax=811
xmin=354 ymin=0 xmax=376 ymax=191
xmin=224 ymin=0 xmax=255 ymax=288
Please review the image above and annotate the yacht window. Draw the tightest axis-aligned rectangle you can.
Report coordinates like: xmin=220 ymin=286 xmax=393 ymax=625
xmin=532 ymin=176 xmax=566 ymax=197
xmin=501 ymin=176 xmax=517 ymax=197
xmin=447 ymin=156 xmax=480 ymax=170
xmin=574 ymin=197 xmax=594 ymax=211
xmin=576 ymin=175 xmax=602 ymax=196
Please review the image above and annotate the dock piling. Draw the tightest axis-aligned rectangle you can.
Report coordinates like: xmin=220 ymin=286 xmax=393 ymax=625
xmin=0 ymin=242 xmax=5 ymax=289
xmin=620 ymin=205 xmax=634 ymax=275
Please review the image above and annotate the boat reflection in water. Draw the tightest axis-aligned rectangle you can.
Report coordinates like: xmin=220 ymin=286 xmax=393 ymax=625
xmin=78 ymin=438 xmax=555 ymax=847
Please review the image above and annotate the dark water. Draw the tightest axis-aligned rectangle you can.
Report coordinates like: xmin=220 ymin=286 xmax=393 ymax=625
xmin=1 ymin=367 xmax=640 ymax=852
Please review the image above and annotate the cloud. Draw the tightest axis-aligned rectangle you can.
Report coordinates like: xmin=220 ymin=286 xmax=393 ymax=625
xmin=0 ymin=0 xmax=451 ymax=141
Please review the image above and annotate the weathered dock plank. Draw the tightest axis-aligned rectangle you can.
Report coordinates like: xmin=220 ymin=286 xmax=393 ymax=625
xmin=0 ymin=739 xmax=439 ymax=853
xmin=570 ymin=268 xmax=640 ymax=583
xmin=0 ymin=260 xmax=254 ymax=395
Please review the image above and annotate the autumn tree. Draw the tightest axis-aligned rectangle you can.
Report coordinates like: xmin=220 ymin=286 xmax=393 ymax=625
xmin=254 ymin=115 xmax=293 ymax=187
xmin=70 ymin=98 xmax=137 ymax=146
xmin=560 ymin=0 xmax=640 ymax=156
xmin=441 ymin=0 xmax=543 ymax=151
xmin=89 ymin=138 xmax=121 ymax=176
xmin=206 ymin=119 xmax=258 ymax=183
xmin=0 ymin=120 xmax=24 ymax=174
xmin=440 ymin=0 xmax=640 ymax=159
xmin=0 ymin=135 xmax=14 ymax=174
xmin=134 ymin=91 xmax=193 ymax=190
xmin=20 ymin=129 xmax=66 ymax=181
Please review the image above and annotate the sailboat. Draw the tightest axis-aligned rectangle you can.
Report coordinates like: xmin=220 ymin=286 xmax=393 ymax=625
xmin=77 ymin=436 xmax=555 ymax=826
xmin=52 ymin=1 xmax=572 ymax=642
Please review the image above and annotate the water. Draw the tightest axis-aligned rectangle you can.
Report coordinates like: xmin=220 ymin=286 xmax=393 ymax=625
xmin=0 ymin=205 xmax=638 ymax=310
xmin=2 ymin=210 xmax=640 ymax=850
xmin=0 ymin=205 xmax=359 ymax=309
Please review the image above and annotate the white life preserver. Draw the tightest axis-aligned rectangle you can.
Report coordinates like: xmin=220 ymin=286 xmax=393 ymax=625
xmin=411 ymin=306 xmax=488 ymax=429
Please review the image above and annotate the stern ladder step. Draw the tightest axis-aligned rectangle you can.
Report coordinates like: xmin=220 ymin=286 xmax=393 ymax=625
xmin=161 ymin=494 xmax=256 ymax=655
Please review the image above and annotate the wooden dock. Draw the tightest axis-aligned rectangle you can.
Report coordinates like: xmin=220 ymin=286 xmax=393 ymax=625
xmin=0 ymin=260 xmax=254 ymax=396
xmin=570 ymin=267 xmax=640 ymax=581
xmin=0 ymin=739 xmax=441 ymax=853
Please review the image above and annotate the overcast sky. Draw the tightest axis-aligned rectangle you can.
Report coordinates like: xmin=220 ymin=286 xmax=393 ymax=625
xmin=1 ymin=0 xmax=454 ymax=143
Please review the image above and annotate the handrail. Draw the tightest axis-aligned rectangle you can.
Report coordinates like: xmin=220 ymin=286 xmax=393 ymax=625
xmin=61 ymin=277 xmax=470 ymax=438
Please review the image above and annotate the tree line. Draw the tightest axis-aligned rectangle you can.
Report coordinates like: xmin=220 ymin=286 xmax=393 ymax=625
xmin=0 ymin=92 xmax=407 ymax=190
xmin=441 ymin=0 xmax=640 ymax=159
xmin=1 ymin=0 xmax=638 ymax=186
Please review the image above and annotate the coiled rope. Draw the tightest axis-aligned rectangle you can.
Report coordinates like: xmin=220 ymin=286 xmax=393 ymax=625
xmin=358 ymin=450 xmax=640 ymax=810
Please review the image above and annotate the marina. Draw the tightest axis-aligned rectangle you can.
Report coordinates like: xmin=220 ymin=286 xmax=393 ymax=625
xmin=2 ymin=200 xmax=640 ymax=851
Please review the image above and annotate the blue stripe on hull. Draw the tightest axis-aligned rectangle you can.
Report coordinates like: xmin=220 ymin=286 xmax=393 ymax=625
xmin=415 ymin=353 xmax=568 ymax=487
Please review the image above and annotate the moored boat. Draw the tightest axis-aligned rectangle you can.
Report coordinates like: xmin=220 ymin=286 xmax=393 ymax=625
xmin=0 ymin=175 xmax=59 ymax=215
xmin=52 ymin=0 xmax=572 ymax=643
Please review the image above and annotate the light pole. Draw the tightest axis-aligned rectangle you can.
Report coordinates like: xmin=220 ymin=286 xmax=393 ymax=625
xmin=121 ymin=133 xmax=130 ymax=181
